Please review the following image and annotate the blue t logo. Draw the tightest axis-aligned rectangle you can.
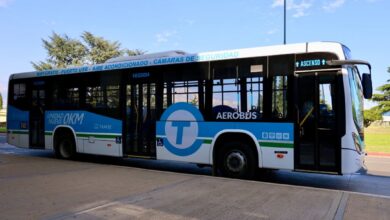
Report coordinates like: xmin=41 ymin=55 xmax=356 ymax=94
xmin=158 ymin=102 xmax=204 ymax=156
xmin=171 ymin=121 xmax=191 ymax=144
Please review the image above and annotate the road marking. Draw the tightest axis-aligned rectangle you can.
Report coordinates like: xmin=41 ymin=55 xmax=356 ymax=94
xmin=334 ymin=192 xmax=349 ymax=220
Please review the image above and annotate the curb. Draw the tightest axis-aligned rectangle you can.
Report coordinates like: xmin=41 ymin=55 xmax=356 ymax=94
xmin=367 ymin=152 xmax=390 ymax=157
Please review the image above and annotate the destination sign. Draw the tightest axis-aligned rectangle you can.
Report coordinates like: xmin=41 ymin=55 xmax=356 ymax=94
xmin=295 ymin=59 xmax=326 ymax=68
xmin=295 ymin=52 xmax=339 ymax=71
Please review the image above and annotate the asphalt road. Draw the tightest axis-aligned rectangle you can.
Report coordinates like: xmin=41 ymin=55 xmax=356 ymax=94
xmin=1 ymin=133 xmax=390 ymax=197
xmin=1 ymin=145 xmax=390 ymax=219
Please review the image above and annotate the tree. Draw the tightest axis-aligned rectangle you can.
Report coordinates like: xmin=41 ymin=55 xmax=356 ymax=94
xmin=82 ymin=31 xmax=122 ymax=64
xmin=32 ymin=32 xmax=87 ymax=70
xmin=124 ymin=49 xmax=145 ymax=56
xmin=364 ymin=106 xmax=382 ymax=127
xmin=32 ymin=32 xmax=144 ymax=70
xmin=371 ymin=67 xmax=390 ymax=113
xmin=364 ymin=66 xmax=390 ymax=127
xmin=0 ymin=92 xmax=2 ymax=109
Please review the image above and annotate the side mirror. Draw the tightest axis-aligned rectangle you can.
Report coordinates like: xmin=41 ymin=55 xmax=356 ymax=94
xmin=362 ymin=73 xmax=372 ymax=99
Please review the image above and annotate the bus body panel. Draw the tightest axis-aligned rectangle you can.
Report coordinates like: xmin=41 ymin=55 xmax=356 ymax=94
xmin=45 ymin=110 xmax=123 ymax=157
xmin=10 ymin=42 xmax=346 ymax=80
xmin=156 ymin=102 xmax=294 ymax=170
xmin=210 ymin=129 xmax=263 ymax=168
xmin=7 ymin=106 xmax=29 ymax=148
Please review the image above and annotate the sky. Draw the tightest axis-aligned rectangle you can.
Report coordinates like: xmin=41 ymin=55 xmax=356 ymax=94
xmin=0 ymin=0 xmax=389 ymax=108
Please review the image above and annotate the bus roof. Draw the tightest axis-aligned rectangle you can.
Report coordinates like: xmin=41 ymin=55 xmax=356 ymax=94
xmin=10 ymin=42 xmax=346 ymax=80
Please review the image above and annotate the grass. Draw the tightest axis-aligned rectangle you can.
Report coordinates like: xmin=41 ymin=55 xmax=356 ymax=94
xmin=364 ymin=126 xmax=390 ymax=153
xmin=0 ymin=127 xmax=6 ymax=133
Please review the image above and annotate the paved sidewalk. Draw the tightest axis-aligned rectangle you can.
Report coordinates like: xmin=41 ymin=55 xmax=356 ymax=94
xmin=1 ymin=153 xmax=389 ymax=219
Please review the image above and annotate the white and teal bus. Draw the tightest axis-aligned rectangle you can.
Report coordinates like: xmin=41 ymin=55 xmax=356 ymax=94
xmin=7 ymin=42 xmax=372 ymax=178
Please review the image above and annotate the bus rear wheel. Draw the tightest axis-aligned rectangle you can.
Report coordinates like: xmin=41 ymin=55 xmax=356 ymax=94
xmin=217 ymin=142 xmax=256 ymax=179
xmin=55 ymin=133 xmax=76 ymax=159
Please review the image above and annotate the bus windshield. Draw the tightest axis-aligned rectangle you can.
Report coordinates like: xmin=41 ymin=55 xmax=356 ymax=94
xmin=348 ymin=67 xmax=364 ymax=137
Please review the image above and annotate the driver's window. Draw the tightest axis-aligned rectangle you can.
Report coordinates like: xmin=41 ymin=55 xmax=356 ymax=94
xmin=318 ymin=82 xmax=336 ymax=129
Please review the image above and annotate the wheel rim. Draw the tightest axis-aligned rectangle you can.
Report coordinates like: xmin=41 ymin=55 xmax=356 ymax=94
xmin=225 ymin=150 xmax=247 ymax=173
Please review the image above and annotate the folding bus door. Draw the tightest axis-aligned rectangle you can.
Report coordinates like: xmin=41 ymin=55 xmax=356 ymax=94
xmin=125 ymin=82 xmax=157 ymax=157
xmin=295 ymin=72 xmax=341 ymax=173
xmin=30 ymin=82 xmax=45 ymax=149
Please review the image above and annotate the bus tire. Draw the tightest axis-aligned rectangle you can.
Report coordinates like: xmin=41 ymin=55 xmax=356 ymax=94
xmin=217 ymin=141 xmax=256 ymax=179
xmin=54 ymin=133 xmax=76 ymax=159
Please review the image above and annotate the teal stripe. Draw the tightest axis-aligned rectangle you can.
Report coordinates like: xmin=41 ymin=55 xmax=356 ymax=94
xmin=203 ymin=139 xmax=212 ymax=144
xmin=76 ymin=133 xmax=119 ymax=139
xmin=259 ymin=141 xmax=294 ymax=148
xmin=44 ymin=131 xmax=119 ymax=139
xmin=9 ymin=130 xmax=29 ymax=134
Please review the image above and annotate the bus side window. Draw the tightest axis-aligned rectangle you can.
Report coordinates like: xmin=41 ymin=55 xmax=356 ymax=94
xmin=13 ymin=83 xmax=26 ymax=101
xmin=86 ymin=86 xmax=104 ymax=109
xmin=246 ymin=75 xmax=264 ymax=118
xmin=172 ymin=81 xmax=199 ymax=105
xmin=243 ymin=63 xmax=264 ymax=119
xmin=52 ymin=87 xmax=79 ymax=108
xmin=212 ymin=65 xmax=241 ymax=113
xmin=272 ymin=75 xmax=288 ymax=119
xmin=10 ymin=82 xmax=28 ymax=109
xmin=210 ymin=59 xmax=266 ymax=121
xmin=269 ymin=55 xmax=294 ymax=120
xmin=106 ymin=85 xmax=120 ymax=109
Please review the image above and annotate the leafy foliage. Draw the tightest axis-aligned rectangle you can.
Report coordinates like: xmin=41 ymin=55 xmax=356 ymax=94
xmin=32 ymin=32 xmax=144 ymax=70
xmin=124 ymin=48 xmax=146 ymax=57
xmin=364 ymin=106 xmax=382 ymax=127
xmin=82 ymin=31 xmax=121 ymax=64
xmin=371 ymin=67 xmax=390 ymax=114
xmin=32 ymin=32 xmax=87 ymax=70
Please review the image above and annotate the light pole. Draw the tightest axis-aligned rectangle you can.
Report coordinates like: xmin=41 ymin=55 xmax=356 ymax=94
xmin=284 ymin=0 xmax=286 ymax=44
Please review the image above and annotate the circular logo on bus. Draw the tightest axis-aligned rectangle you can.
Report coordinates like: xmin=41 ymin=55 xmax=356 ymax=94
xmin=160 ymin=103 xmax=204 ymax=156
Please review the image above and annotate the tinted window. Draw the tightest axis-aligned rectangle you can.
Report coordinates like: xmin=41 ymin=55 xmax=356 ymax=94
xmin=272 ymin=75 xmax=288 ymax=119
xmin=210 ymin=58 xmax=265 ymax=120
xmin=348 ymin=67 xmax=364 ymax=134
xmin=9 ymin=81 xmax=29 ymax=110
xmin=269 ymin=55 xmax=293 ymax=120
xmin=52 ymin=87 xmax=80 ymax=108
xmin=13 ymin=83 xmax=26 ymax=101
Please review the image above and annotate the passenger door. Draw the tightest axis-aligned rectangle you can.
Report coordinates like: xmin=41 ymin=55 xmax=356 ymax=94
xmin=124 ymin=82 xmax=157 ymax=157
xmin=30 ymin=82 xmax=45 ymax=148
xmin=295 ymin=72 xmax=341 ymax=173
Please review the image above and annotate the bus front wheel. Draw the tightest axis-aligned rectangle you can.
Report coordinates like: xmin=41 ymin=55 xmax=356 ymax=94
xmin=217 ymin=142 xmax=256 ymax=179
xmin=54 ymin=133 xmax=76 ymax=159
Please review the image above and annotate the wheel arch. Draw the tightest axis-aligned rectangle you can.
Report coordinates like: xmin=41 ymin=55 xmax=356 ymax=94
xmin=52 ymin=125 xmax=78 ymax=152
xmin=210 ymin=129 xmax=262 ymax=168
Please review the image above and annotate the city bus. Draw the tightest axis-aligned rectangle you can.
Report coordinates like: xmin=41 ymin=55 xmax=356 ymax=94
xmin=7 ymin=42 xmax=372 ymax=179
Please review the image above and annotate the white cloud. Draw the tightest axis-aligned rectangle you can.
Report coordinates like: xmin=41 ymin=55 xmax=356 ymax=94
xmin=156 ymin=30 xmax=177 ymax=43
xmin=272 ymin=0 xmax=284 ymax=8
xmin=267 ymin=28 xmax=278 ymax=35
xmin=323 ymin=0 xmax=346 ymax=11
xmin=0 ymin=0 xmax=13 ymax=8
xmin=290 ymin=1 xmax=312 ymax=17
xmin=271 ymin=0 xmax=313 ymax=18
